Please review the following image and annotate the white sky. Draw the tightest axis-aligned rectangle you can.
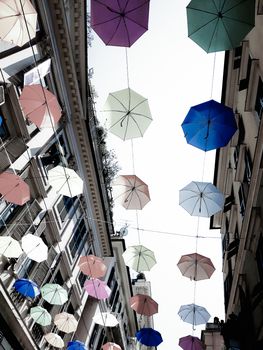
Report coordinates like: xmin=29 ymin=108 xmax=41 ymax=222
xmin=89 ymin=0 xmax=225 ymax=348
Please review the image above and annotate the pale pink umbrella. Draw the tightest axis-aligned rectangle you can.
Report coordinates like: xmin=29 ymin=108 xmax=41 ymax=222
xmin=177 ymin=253 xmax=215 ymax=281
xmin=112 ymin=175 xmax=150 ymax=210
xmin=19 ymin=85 xmax=62 ymax=128
xmin=130 ymin=294 xmax=158 ymax=316
xmin=78 ymin=255 xmax=107 ymax=278
xmin=102 ymin=342 xmax=122 ymax=350
xmin=84 ymin=278 xmax=111 ymax=300
xmin=0 ymin=172 xmax=30 ymax=205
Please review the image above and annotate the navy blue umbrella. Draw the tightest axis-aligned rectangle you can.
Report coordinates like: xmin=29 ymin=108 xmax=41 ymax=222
xmin=67 ymin=340 xmax=87 ymax=350
xmin=13 ymin=278 xmax=40 ymax=298
xmin=136 ymin=327 xmax=163 ymax=347
xmin=181 ymin=99 xmax=237 ymax=151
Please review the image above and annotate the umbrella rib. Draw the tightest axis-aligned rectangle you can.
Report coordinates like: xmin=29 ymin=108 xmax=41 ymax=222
xmin=188 ymin=16 xmax=218 ymax=37
xmin=125 ymin=0 xmax=149 ymax=16
xmin=130 ymin=98 xmax=148 ymax=113
xmin=108 ymin=93 xmax=128 ymax=112
xmin=131 ymin=112 xmax=152 ymax=120
xmin=130 ymin=115 xmax=144 ymax=137
xmin=123 ymin=112 xmax=130 ymax=139
xmin=125 ymin=15 xmax=148 ymax=30
xmin=106 ymin=16 xmax=122 ymax=45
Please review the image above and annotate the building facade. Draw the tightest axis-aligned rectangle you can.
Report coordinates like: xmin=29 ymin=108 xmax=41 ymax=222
xmin=0 ymin=1 xmax=137 ymax=349
xmin=211 ymin=1 xmax=263 ymax=349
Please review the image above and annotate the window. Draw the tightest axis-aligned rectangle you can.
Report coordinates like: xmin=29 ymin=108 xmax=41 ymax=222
xmin=89 ymin=324 xmax=99 ymax=349
xmin=53 ymin=270 xmax=64 ymax=285
xmin=0 ymin=201 xmax=19 ymax=233
xmin=256 ymin=236 xmax=263 ymax=282
xmin=69 ymin=218 xmax=89 ymax=259
xmin=258 ymin=0 xmax=263 ymax=14
xmin=233 ymin=46 xmax=242 ymax=69
xmin=224 ymin=191 xmax=235 ymax=213
xmin=239 ymin=56 xmax=252 ymax=91
xmin=57 ymin=195 xmax=77 ymax=223
xmin=237 ymin=115 xmax=245 ymax=145
xmin=244 ymin=149 xmax=252 ymax=184
xmin=222 ymin=232 xmax=230 ymax=253
xmin=238 ymin=184 xmax=246 ymax=217
xmin=0 ymin=115 xmax=9 ymax=141
xmin=255 ymin=77 xmax=263 ymax=118
xmin=78 ymin=272 xmax=87 ymax=288
xmin=233 ymin=145 xmax=240 ymax=169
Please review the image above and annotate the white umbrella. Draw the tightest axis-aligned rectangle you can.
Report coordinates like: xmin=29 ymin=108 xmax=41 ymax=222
xmin=93 ymin=312 xmax=119 ymax=327
xmin=122 ymin=245 xmax=157 ymax=272
xmin=0 ymin=0 xmax=38 ymax=46
xmin=0 ymin=236 xmax=23 ymax=258
xmin=54 ymin=312 xmax=78 ymax=333
xmin=44 ymin=333 xmax=64 ymax=348
xmin=21 ymin=234 xmax=48 ymax=262
xmin=103 ymin=88 xmax=153 ymax=140
xmin=179 ymin=181 xmax=224 ymax=217
xmin=48 ymin=166 xmax=83 ymax=197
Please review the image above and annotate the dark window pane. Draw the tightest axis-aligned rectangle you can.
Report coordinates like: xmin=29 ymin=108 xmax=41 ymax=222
xmin=69 ymin=218 xmax=88 ymax=258
xmin=255 ymin=77 xmax=263 ymax=118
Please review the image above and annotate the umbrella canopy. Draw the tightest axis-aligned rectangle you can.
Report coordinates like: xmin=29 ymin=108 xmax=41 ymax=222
xmin=91 ymin=0 xmax=150 ymax=47
xmin=21 ymin=234 xmax=48 ymax=262
xmin=186 ymin=0 xmax=255 ymax=53
xmin=93 ymin=312 xmax=119 ymax=327
xmin=178 ymin=304 xmax=211 ymax=326
xmin=181 ymin=99 xmax=237 ymax=151
xmin=136 ymin=328 xmax=163 ymax=347
xmin=130 ymin=294 xmax=158 ymax=316
xmin=0 ymin=0 xmax=37 ymax=46
xmin=67 ymin=341 xmax=87 ymax=350
xmin=13 ymin=278 xmax=40 ymax=298
xmin=102 ymin=342 xmax=122 ymax=350
xmin=19 ymin=85 xmax=62 ymax=128
xmin=103 ymin=88 xmax=152 ymax=140
xmin=179 ymin=335 xmax=204 ymax=350
xmin=122 ymin=245 xmax=156 ymax=272
xmin=78 ymin=255 xmax=107 ymax=278
xmin=177 ymin=253 xmax=215 ymax=281
xmin=54 ymin=312 xmax=78 ymax=333
xmin=0 ymin=236 xmax=23 ymax=258
xmin=48 ymin=166 xmax=83 ymax=197
xmin=44 ymin=333 xmax=64 ymax=348
xmin=179 ymin=181 xmax=224 ymax=217
xmin=30 ymin=306 xmax=52 ymax=326
xmin=41 ymin=283 xmax=68 ymax=305
xmin=0 ymin=172 xmax=30 ymax=205
xmin=84 ymin=278 xmax=111 ymax=300
xmin=112 ymin=175 xmax=150 ymax=210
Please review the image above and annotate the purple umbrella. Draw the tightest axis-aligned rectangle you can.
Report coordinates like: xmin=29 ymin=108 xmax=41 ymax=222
xmin=91 ymin=0 xmax=150 ymax=47
xmin=179 ymin=335 xmax=204 ymax=350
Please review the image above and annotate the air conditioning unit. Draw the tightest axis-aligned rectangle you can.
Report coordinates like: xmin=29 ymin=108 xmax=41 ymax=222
xmin=0 ymin=86 xmax=5 ymax=106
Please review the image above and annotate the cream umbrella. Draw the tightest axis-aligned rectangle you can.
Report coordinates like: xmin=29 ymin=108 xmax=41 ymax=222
xmin=0 ymin=236 xmax=23 ymax=258
xmin=44 ymin=333 xmax=64 ymax=348
xmin=21 ymin=234 xmax=48 ymax=262
xmin=0 ymin=0 xmax=37 ymax=46
xmin=103 ymin=88 xmax=153 ymax=140
xmin=54 ymin=312 xmax=78 ymax=333
xmin=122 ymin=245 xmax=157 ymax=272
xmin=93 ymin=312 xmax=119 ymax=327
xmin=48 ymin=166 xmax=83 ymax=197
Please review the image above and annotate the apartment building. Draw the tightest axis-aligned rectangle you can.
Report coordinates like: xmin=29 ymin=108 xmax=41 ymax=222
xmin=211 ymin=1 xmax=263 ymax=349
xmin=0 ymin=1 xmax=136 ymax=349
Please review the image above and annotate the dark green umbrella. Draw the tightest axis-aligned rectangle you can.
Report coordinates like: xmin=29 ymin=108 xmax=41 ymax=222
xmin=186 ymin=0 xmax=255 ymax=53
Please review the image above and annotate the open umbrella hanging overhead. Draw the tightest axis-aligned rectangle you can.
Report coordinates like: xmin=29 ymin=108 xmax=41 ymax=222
xmin=78 ymin=255 xmax=107 ymax=278
xmin=21 ymin=234 xmax=48 ymax=262
xmin=91 ymin=0 xmax=150 ymax=47
xmin=181 ymin=100 xmax=237 ymax=151
xmin=0 ymin=236 xmax=23 ymax=258
xmin=54 ymin=312 xmax=78 ymax=333
xmin=130 ymin=294 xmax=158 ymax=316
xmin=103 ymin=88 xmax=153 ymax=140
xmin=179 ymin=181 xmax=224 ymax=217
xmin=0 ymin=172 xmax=30 ymax=205
xmin=41 ymin=283 xmax=68 ymax=305
xmin=122 ymin=245 xmax=156 ymax=272
xmin=67 ymin=340 xmax=87 ymax=350
xmin=186 ymin=0 xmax=255 ymax=53
xmin=84 ymin=278 xmax=111 ymax=300
xmin=112 ymin=175 xmax=150 ymax=210
xmin=30 ymin=306 xmax=52 ymax=326
xmin=44 ymin=333 xmax=64 ymax=349
xmin=178 ymin=303 xmax=211 ymax=326
xmin=102 ymin=342 xmax=122 ymax=350
xmin=0 ymin=0 xmax=38 ymax=46
xmin=48 ymin=166 xmax=83 ymax=197
xmin=13 ymin=278 xmax=40 ymax=298
xmin=179 ymin=335 xmax=204 ymax=350
xmin=19 ymin=85 xmax=62 ymax=128
xmin=177 ymin=253 xmax=215 ymax=281
xmin=136 ymin=327 xmax=163 ymax=347
xmin=93 ymin=312 xmax=119 ymax=327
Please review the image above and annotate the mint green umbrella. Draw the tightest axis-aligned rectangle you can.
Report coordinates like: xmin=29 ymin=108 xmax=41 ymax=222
xmin=30 ymin=306 xmax=52 ymax=326
xmin=186 ymin=0 xmax=255 ymax=53
xmin=41 ymin=283 xmax=68 ymax=305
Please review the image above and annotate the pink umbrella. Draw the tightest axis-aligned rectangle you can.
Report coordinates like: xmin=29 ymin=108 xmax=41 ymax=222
xmin=112 ymin=175 xmax=150 ymax=210
xmin=19 ymin=85 xmax=62 ymax=128
xmin=102 ymin=343 xmax=122 ymax=350
xmin=130 ymin=294 xmax=158 ymax=316
xmin=84 ymin=278 xmax=111 ymax=300
xmin=179 ymin=335 xmax=204 ymax=350
xmin=78 ymin=255 xmax=107 ymax=278
xmin=177 ymin=253 xmax=215 ymax=281
xmin=0 ymin=172 xmax=30 ymax=205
